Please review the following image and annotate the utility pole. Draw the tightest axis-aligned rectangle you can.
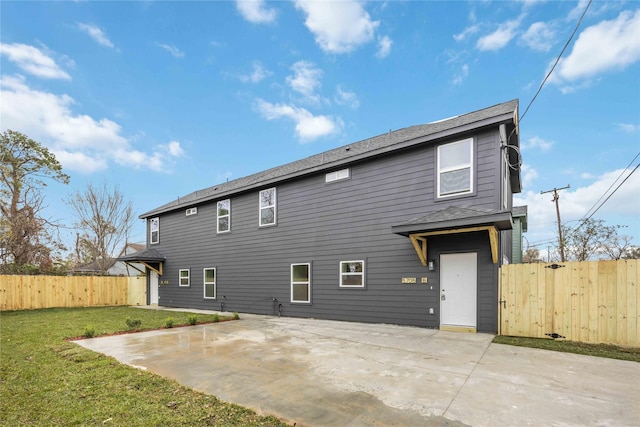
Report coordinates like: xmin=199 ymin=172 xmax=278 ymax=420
xmin=541 ymin=185 xmax=570 ymax=262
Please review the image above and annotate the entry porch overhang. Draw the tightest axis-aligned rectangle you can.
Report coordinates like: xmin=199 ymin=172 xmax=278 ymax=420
xmin=391 ymin=206 xmax=513 ymax=265
xmin=116 ymin=247 xmax=166 ymax=275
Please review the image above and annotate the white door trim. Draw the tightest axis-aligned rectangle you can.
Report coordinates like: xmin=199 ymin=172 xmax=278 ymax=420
xmin=440 ymin=252 xmax=477 ymax=330
xmin=149 ymin=271 xmax=159 ymax=305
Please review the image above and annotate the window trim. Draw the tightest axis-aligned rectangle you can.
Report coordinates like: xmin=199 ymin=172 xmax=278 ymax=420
xmin=179 ymin=269 xmax=190 ymax=287
xmin=259 ymin=187 xmax=277 ymax=227
xmin=186 ymin=207 xmax=198 ymax=216
xmin=203 ymin=268 xmax=216 ymax=299
xmin=149 ymin=217 xmax=159 ymax=245
xmin=290 ymin=263 xmax=311 ymax=303
xmin=339 ymin=260 xmax=365 ymax=288
xmin=217 ymin=199 xmax=231 ymax=233
xmin=436 ymin=138 xmax=474 ymax=198
xmin=325 ymin=168 xmax=350 ymax=183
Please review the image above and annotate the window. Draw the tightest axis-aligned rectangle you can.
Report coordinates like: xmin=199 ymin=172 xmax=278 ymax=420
xmin=259 ymin=188 xmax=276 ymax=226
xmin=150 ymin=217 xmax=159 ymax=244
xmin=291 ymin=263 xmax=311 ymax=303
xmin=340 ymin=260 xmax=364 ymax=287
xmin=186 ymin=207 xmax=198 ymax=216
xmin=217 ymin=199 xmax=230 ymax=233
xmin=204 ymin=268 xmax=216 ymax=299
xmin=437 ymin=138 xmax=473 ymax=198
xmin=326 ymin=168 xmax=350 ymax=183
xmin=179 ymin=269 xmax=190 ymax=287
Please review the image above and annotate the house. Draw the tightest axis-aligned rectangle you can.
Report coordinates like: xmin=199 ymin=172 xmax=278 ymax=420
xmin=72 ymin=243 xmax=146 ymax=276
xmin=120 ymin=100 xmax=525 ymax=333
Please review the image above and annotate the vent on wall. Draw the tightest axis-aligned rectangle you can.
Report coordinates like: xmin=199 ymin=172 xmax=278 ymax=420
xmin=186 ymin=207 xmax=198 ymax=216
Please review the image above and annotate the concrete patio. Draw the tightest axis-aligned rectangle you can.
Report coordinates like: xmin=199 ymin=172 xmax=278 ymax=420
xmin=76 ymin=311 xmax=640 ymax=427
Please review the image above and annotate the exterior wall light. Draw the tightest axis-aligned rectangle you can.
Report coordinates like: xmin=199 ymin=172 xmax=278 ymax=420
xmin=428 ymin=259 xmax=436 ymax=271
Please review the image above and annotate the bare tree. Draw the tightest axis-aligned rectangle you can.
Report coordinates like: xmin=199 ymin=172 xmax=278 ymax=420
xmin=561 ymin=218 xmax=635 ymax=261
xmin=523 ymin=248 xmax=542 ymax=263
xmin=601 ymin=227 xmax=634 ymax=260
xmin=622 ymin=246 xmax=640 ymax=259
xmin=67 ymin=182 xmax=135 ymax=274
xmin=0 ymin=130 xmax=69 ymax=273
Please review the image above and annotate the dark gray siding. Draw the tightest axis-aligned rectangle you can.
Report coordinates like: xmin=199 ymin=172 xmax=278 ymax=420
xmin=150 ymin=129 xmax=504 ymax=331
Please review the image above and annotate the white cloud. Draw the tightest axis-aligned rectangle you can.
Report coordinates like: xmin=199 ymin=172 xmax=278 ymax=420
xmin=376 ymin=35 xmax=392 ymax=59
xmin=520 ymin=164 xmax=539 ymax=190
xmin=239 ymin=61 xmax=271 ymax=83
xmin=452 ymin=64 xmax=469 ymax=85
xmin=522 ymin=136 xmax=553 ymax=152
xmin=0 ymin=43 xmax=71 ymax=80
xmin=77 ymin=23 xmax=115 ymax=48
xmin=164 ymin=141 xmax=185 ymax=157
xmin=453 ymin=25 xmax=479 ymax=42
xmin=156 ymin=43 xmax=185 ymax=58
xmin=514 ymin=168 xmax=640 ymax=246
xmin=520 ymin=21 xmax=556 ymax=51
xmin=286 ymin=61 xmax=323 ymax=103
xmin=294 ymin=0 xmax=379 ymax=54
xmin=236 ymin=0 xmax=277 ymax=24
xmin=255 ymin=99 xmax=341 ymax=142
xmin=53 ymin=150 xmax=109 ymax=173
xmin=551 ymin=9 xmax=640 ymax=88
xmin=0 ymin=74 xmax=183 ymax=173
xmin=334 ymin=85 xmax=360 ymax=109
xmin=477 ymin=18 xmax=521 ymax=51
xmin=615 ymin=123 xmax=639 ymax=133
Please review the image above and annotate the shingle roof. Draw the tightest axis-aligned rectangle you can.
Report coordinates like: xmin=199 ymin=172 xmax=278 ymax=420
xmin=116 ymin=247 xmax=166 ymax=263
xmin=391 ymin=205 xmax=514 ymax=236
xmin=141 ymin=99 xmax=519 ymax=218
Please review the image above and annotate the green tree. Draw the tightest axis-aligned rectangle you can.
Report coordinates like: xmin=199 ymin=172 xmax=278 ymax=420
xmin=0 ymin=130 xmax=70 ymax=272
xmin=67 ymin=182 xmax=135 ymax=274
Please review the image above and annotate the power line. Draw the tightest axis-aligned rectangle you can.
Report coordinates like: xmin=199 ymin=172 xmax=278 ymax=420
xmin=581 ymin=151 xmax=640 ymax=220
xmin=519 ymin=0 xmax=592 ymax=123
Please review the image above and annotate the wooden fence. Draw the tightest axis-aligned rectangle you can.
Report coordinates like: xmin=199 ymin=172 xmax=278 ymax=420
xmin=0 ymin=275 xmax=147 ymax=311
xmin=499 ymin=259 xmax=639 ymax=346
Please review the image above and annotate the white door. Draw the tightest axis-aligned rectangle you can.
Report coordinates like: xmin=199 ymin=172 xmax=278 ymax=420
xmin=149 ymin=271 xmax=159 ymax=305
xmin=440 ymin=253 xmax=477 ymax=329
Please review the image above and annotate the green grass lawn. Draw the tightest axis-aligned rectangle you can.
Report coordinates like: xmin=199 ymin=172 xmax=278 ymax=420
xmin=0 ymin=307 xmax=290 ymax=426
xmin=493 ymin=335 xmax=640 ymax=363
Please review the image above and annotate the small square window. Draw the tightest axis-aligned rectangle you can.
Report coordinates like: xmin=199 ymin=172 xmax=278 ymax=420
xmin=326 ymin=168 xmax=350 ymax=183
xmin=340 ymin=260 xmax=364 ymax=287
xmin=179 ymin=269 xmax=190 ymax=287
xmin=204 ymin=268 xmax=216 ymax=299
xmin=186 ymin=207 xmax=198 ymax=216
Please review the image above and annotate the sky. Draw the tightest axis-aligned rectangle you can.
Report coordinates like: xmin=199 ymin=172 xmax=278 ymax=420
xmin=1 ymin=0 xmax=639 ymax=260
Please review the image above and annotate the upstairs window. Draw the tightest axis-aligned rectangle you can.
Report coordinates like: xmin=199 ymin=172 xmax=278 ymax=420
xmin=259 ymin=188 xmax=276 ymax=226
xmin=437 ymin=138 xmax=473 ymax=198
xmin=217 ymin=199 xmax=230 ymax=233
xmin=149 ymin=217 xmax=159 ymax=244
xmin=339 ymin=260 xmax=365 ymax=288
xmin=186 ymin=207 xmax=198 ymax=216
xmin=326 ymin=168 xmax=350 ymax=183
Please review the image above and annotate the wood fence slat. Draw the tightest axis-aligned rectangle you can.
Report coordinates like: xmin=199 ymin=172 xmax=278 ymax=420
xmin=498 ymin=260 xmax=639 ymax=347
xmin=0 ymin=275 xmax=146 ymax=310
